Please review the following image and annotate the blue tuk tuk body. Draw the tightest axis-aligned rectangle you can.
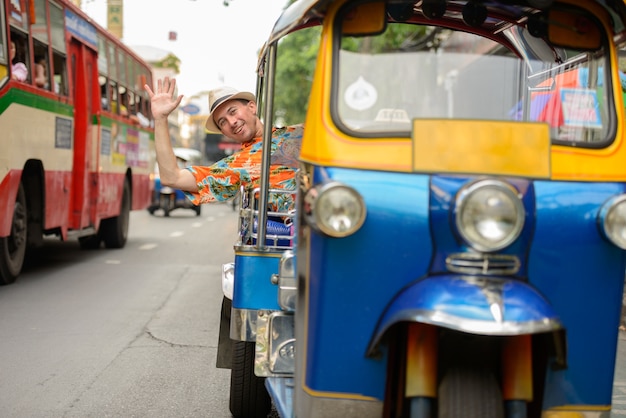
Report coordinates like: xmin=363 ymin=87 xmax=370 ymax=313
xmin=217 ymin=0 xmax=626 ymax=417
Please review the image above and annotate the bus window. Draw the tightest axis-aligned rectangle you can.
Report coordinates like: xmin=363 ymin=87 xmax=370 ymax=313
xmin=31 ymin=0 xmax=48 ymax=44
xmin=109 ymin=79 xmax=119 ymax=114
xmin=9 ymin=30 xmax=30 ymax=83
xmin=117 ymin=49 xmax=127 ymax=87
xmin=128 ymin=58 xmax=137 ymax=91
xmin=127 ymin=90 xmax=136 ymax=115
xmin=49 ymin=2 xmax=65 ymax=54
xmin=0 ymin=48 xmax=6 ymax=83
xmin=52 ymin=50 xmax=67 ymax=95
xmin=135 ymin=93 xmax=152 ymax=127
xmin=118 ymin=85 xmax=129 ymax=116
xmin=99 ymin=75 xmax=109 ymax=110
xmin=108 ymin=43 xmax=117 ymax=81
xmin=33 ymin=40 xmax=50 ymax=89
xmin=97 ymin=36 xmax=108 ymax=76
xmin=9 ymin=0 xmax=28 ymax=30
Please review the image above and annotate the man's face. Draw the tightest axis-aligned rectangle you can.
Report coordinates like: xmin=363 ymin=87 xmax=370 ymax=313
xmin=213 ymin=100 xmax=259 ymax=143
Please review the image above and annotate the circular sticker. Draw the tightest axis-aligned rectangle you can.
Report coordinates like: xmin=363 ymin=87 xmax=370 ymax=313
xmin=344 ymin=76 xmax=377 ymax=111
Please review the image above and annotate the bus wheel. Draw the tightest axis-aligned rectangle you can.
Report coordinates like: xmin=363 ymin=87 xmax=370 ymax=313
xmin=438 ymin=365 xmax=504 ymax=418
xmin=79 ymin=234 xmax=101 ymax=250
xmin=194 ymin=205 xmax=201 ymax=216
xmin=0 ymin=183 xmax=28 ymax=285
xmin=229 ymin=341 xmax=272 ymax=418
xmin=101 ymin=180 xmax=130 ymax=248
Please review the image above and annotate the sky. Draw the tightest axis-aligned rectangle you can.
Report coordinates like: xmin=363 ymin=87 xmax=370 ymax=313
xmin=80 ymin=0 xmax=289 ymax=98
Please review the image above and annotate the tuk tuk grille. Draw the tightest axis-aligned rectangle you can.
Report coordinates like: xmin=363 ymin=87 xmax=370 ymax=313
xmin=446 ymin=253 xmax=520 ymax=275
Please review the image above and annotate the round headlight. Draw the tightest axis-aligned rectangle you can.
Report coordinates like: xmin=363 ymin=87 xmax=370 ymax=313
xmin=600 ymin=195 xmax=626 ymax=250
xmin=304 ymin=182 xmax=366 ymax=238
xmin=455 ymin=180 xmax=525 ymax=252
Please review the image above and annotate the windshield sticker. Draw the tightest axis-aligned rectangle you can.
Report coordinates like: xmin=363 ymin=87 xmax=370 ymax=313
xmin=344 ymin=76 xmax=377 ymax=111
xmin=560 ymin=88 xmax=602 ymax=128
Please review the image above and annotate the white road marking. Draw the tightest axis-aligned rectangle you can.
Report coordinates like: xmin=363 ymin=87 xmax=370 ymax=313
xmin=139 ymin=243 xmax=158 ymax=250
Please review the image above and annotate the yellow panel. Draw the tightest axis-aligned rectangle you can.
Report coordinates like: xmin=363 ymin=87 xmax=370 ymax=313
xmin=412 ymin=120 xmax=551 ymax=178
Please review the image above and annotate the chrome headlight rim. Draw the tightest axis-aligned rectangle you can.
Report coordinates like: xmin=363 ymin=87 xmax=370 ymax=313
xmin=454 ymin=179 xmax=525 ymax=252
xmin=599 ymin=194 xmax=626 ymax=250
xmin=304 ymin=181 xmax=367 ymax=238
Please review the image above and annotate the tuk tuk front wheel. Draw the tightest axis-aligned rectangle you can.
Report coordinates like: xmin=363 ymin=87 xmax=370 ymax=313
xmin=437 ymin=365 xmax=504 ymax=418
xmin=229 ymin=340 xmax=272 ymax=418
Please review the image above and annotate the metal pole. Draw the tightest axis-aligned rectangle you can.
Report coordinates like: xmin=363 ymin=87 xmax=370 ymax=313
xmin=256 ymin=43 xmax=277 ymax=250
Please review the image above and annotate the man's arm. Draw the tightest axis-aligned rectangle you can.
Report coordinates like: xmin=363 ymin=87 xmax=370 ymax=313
xmin=145 ymin=78 xmax=197 ymax=192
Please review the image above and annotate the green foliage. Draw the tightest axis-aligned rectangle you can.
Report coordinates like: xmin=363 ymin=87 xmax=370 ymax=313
xmin=153 ymin=53 xmax=181 ymax=74
xmin=341 ymin=24 xmax=430 ymax=53
xmin=273 ymin=26 xmax=322 ymax=126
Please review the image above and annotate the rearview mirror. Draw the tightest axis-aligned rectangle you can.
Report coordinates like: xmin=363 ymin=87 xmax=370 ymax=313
xmin=548 ymin=9 xmax=602 ymax=50
xmin=342 ymin=2 xmax=386 ymax=36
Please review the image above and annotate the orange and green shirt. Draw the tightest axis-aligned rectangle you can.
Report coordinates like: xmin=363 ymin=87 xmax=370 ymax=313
xmin=183 ymin=125 xmax=302 ymax=211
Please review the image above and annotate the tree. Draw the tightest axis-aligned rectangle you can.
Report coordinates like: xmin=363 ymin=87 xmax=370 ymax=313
xmin=153 ymin=53 xmax=181 ymax=74
xmin=273 ymin=26 xmax=321 ymax=126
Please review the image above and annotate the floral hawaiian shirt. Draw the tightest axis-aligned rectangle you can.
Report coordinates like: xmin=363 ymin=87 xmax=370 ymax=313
xmin=183 ymin=124 xmax=303 ymax=212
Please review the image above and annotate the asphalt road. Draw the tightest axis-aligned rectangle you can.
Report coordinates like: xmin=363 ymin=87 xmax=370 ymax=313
xmin=613 ymin=333 xmax=626 ymax=416
xmin=0 ymin=203 xmax=237 ymax=417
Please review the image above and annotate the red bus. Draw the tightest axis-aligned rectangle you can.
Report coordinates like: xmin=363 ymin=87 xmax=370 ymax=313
xmin=0 ymin=0 xmax=155 ymax=284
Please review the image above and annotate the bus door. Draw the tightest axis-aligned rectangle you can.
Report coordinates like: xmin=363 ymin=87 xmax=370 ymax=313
xmin=68 ymin=39 xmax=97 ymax=230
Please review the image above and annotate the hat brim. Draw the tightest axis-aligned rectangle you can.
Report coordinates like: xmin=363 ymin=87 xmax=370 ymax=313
xmin=205 ymin=91 xmax=256 ymax=133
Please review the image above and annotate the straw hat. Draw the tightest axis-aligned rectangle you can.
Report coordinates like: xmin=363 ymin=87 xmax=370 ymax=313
xmin=205 ymin=86 xmax=256 ymax=133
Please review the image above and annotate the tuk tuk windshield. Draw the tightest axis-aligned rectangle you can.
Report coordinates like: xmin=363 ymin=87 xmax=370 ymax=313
xmin=334 ymin=16 xmax=613 ymax=146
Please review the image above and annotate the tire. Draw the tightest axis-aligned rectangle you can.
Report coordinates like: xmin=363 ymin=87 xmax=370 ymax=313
xmin=101 ymin=179 xmax=130 ymax=248
xmin=229 ymin=341 xmax=272 ymax=418
xmin=437 ymin=365 xmax=504 ymax=418
xmin=160 ymin=194 xmax=171 ymax=217
xmin=0 ymin=183 xmax=27 ymax=285
xmin=78 ymin=234 xmax=101 ymax=250
xmin=194 ymin=205 xmax=201 ymax=216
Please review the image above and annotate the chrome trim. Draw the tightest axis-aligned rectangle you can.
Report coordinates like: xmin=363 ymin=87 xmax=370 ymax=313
xmin=599 ymin=194 xmax=626 ymax=250
xmin=454 ymin=178 xmax=525 ymax=252
xmin=367 ymin=275 xmax=563 ymax=356
xmin=230 ymin=307 xmax=259 ymax=342
xmin=221 ymin=262 xmax=235 ymax=300
xmin=303 ymin=181 xmax=366 ymax=238
xmin=255 ymin=312 xmax=295 ymax=377
xmin=236 ymin=186 xmax=296 ymax=250
xmin=278 ymin=250 xmax=297 ymax=311
xmin=387 ymin=308 xmax=559 ymax=336
xmin=446 ymin=252 xmax=521 ymax=275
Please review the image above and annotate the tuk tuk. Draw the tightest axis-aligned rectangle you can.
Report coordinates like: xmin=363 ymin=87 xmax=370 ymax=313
xmin=148 ymin=147 xmax=202 ymax=217
xmin=217 ymin=0 xmax=626 ymax=417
